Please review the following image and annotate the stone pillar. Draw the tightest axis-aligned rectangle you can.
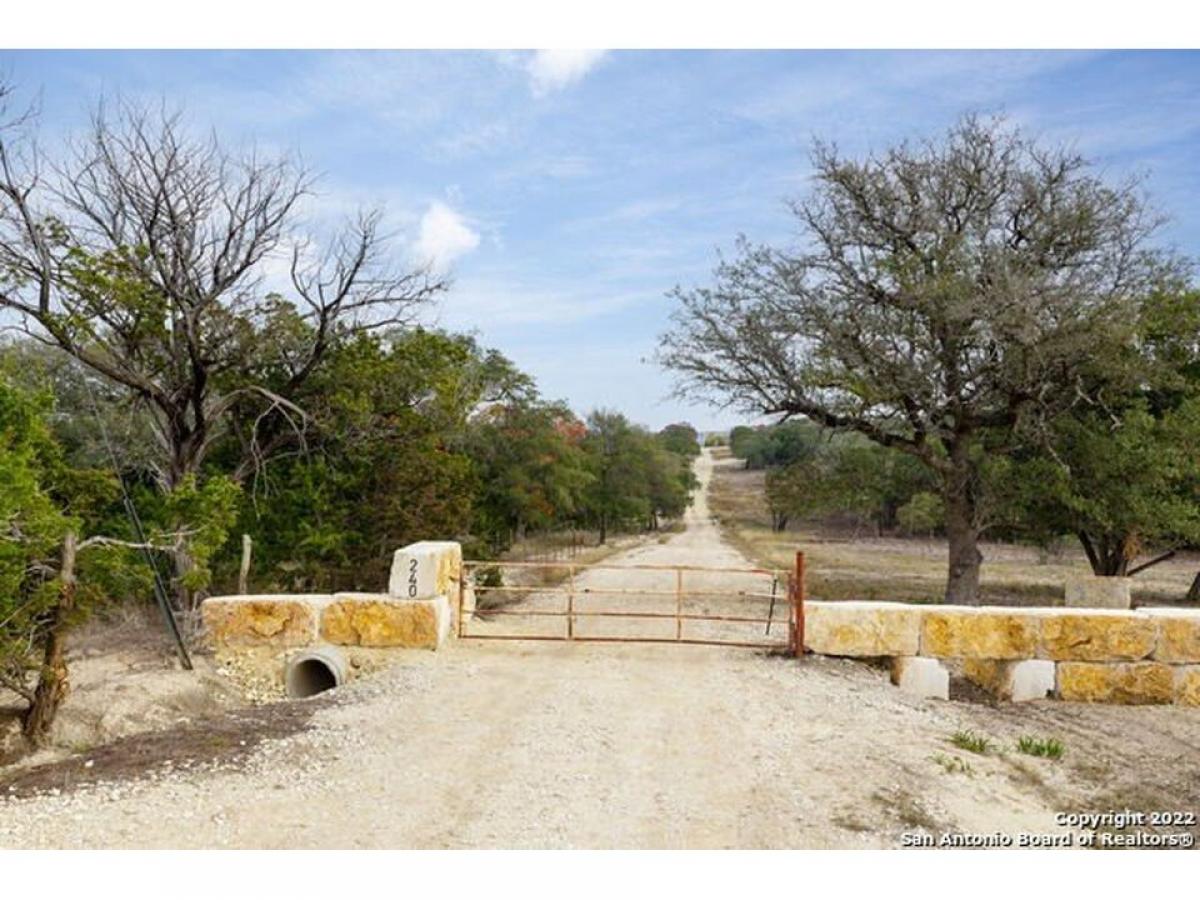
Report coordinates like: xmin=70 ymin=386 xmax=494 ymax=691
xmin=890 ymin=656 xmax=949 ymax=700
xmin=1064 ymin=575 xmax=1131 ymax=610
xmin=389 ymin=541 xmax=463 ymax=600
xmin=963 ymin=659 xmax=1055 ymax=702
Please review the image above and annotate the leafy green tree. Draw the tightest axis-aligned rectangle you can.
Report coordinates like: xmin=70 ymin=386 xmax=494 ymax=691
xmin=764 ymin=463 xmax=810 ymax=531
xmin=644 ymin=434 xmax=697 ymax=528
xmin=1 ymin=378 xmax=73 ymax=700
xmin=728 ymin=425 xmax=756 ymax=457
xmin=577 ymin=412 xmax=701 ymax=542
xmin=0 ymin=376 xmax=161 ymax=743
xmin=138 ymin=475 xmax=242 ymax=596
xmin=581 ymin=410 xmax=651 ymax=544
xmin=765 ymin=438 xmax=938 ymax=534
xmin=0 ymin=340 xmax=161 ymax=479
xmin=897 ymin=492 xmax=945 ymax=537
xmin=1005 ymin=401 xmax=1200 ymax=577
xmin=658 ymin=422 xmax=701 ymax=458
xmin=225 ymin=329 xmax=504 ymax=589
xmin=988 ymin=290 xmax=1200 ymax=579
xmin=466 ymin=401 xmax=591 ymax=552
xmin=733 ymin=421 xmax=823 ymax=470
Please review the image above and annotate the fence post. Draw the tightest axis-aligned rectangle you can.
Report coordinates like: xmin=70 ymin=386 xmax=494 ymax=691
xmin=792 ymin=550 xmax=806 ymax=658
xmin=238 ymin=533 xmax=252 ymax=594
xmin=457 ymin=567 xmax=466 ymax=639
xmin=567 ymin=564 xmax=576 ymax=640
xmin=676 ymin=568 xmax=683 ymax=641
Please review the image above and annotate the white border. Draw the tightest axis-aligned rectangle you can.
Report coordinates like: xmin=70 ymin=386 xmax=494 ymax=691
xmin=5 ymin=849 xmax=1199 ymax=897
xmin=2 ymin=1 xmax=1198 ymax=49
xmin=3 ymin=1 xmax=1197 ymax=889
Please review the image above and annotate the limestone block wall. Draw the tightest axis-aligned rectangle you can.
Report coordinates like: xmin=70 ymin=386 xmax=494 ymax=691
xmin=805 ymin=601 xmax=1200 ymax=706
xmin=201 ymin=541 xmax=462 ymax=696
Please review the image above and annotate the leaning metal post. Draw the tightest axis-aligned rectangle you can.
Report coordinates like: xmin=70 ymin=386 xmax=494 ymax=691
xmin=765 ymin=575 xmax=778 ymax=635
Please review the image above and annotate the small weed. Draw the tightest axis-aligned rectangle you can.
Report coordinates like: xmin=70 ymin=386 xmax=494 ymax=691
xmin=931 ymin=752 xmax=974 ymax=776
xmin=948 ymin=729 xmax=993 ymax=754
xmin=1016 ymin=736 xmax=1065 ymax=759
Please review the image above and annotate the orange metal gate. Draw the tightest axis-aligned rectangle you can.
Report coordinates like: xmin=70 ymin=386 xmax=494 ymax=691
xmin=458 ymin=551 xmax=806 ymax=656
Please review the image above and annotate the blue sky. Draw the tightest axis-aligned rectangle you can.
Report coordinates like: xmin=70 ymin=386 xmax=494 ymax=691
xmin=3 ymin=50 xmax=1199 ymax=431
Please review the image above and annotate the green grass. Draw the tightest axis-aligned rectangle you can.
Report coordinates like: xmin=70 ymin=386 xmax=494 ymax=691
xmin=1016 ymin=736 xmax=1065 ymax=759
xmin=930 ymin=752 xmax=974 ymax=775
xmin=948 ymin=729 xmax=993 ymax=755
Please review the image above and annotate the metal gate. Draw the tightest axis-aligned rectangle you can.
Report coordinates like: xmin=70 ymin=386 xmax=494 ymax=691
xmin=457 ymin=551 xmax=806 ymax=655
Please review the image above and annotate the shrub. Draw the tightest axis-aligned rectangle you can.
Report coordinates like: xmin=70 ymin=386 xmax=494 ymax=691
xmin=1016 ymin=736 xmax=1065 ymax=759
xmin=949 ymin=729 xmax=993 ymax=754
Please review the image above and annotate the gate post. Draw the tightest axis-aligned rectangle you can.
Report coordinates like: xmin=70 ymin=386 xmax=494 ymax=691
xmin=791 ymin=550 xmax=806 ymax=658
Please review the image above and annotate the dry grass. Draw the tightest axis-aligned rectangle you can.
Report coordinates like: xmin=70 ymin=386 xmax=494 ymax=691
xmin=67 ymin=602 xmax=171 ymax=658
xmin=871 ymin=786 xmax=945 ymax=832
xmin=708 ymin=455 xmax=1200 ymax=607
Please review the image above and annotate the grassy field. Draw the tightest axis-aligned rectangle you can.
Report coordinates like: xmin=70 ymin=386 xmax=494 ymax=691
xmin=707 ymin=448 xmax=1200 ymax=608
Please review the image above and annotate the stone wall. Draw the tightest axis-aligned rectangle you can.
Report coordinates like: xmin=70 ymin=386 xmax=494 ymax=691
xmin=805 ymin=601 xmax=1200 ymax=706
xmin=200 ymin=544 xmax=1199 ymax=709
xmin=201 ymin=541 xmax=463 ymax=697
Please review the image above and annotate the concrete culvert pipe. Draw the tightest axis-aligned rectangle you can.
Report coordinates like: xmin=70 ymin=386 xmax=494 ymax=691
xmin=285 ymin=647 xmax=347 ymax=699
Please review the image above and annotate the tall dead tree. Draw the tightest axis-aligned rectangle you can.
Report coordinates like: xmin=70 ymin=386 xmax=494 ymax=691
xmin=0 ymin=82 xmax=447 ymax=610
xmin=659 ymin=115 xmax=1182 ymax=604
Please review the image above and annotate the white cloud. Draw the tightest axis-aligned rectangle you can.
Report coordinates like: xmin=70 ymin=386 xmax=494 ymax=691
xmin=413 ymin=201 xmax=481 ymax=271
xmin=527 ymin=50 xmax=608 ymax=97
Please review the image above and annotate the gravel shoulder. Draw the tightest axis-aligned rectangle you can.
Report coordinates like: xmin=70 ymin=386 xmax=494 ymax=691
xmin=3 ymin=450 xmax=1199 ymax=848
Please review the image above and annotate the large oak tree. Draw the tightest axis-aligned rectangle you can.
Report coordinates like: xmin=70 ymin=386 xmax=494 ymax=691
xmin=659 ymin=116 xmax=1183 ymax=604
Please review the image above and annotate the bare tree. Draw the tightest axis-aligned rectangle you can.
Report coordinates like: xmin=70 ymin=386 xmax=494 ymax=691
xmin=659 ymin=115 xmax=1184 ymax=604
xmin=0 ymin=83 xmax=447 ymax=604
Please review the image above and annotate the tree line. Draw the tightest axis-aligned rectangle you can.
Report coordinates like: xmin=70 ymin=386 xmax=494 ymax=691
xmin=730 ymin=422 xmax=940 ymax=537
xmin=660 ymin=115 xmax=1200 ymax=605
xmin=0 ymin=83 xmax=699 ymax=742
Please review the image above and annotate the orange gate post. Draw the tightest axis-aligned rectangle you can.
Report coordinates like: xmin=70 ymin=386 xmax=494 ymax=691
xmin=791 ymin=550 xmax=806 ymax=658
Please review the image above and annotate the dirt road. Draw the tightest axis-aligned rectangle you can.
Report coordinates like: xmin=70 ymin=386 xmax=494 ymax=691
xmin=3 ymin=450 xmax=1199 ymax=848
